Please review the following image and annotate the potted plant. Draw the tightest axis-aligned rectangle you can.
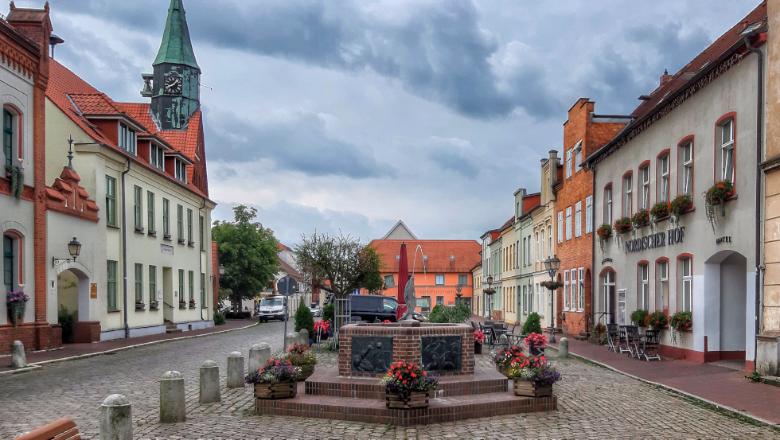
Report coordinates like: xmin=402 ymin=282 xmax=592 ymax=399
xmin=614 ymin=217 xmax=632 ymax=234
xmin=474 ymin=329 xmax=485 ymax=354
xmin=645 ymin=311 xmax=668 ymax=330
xmin=524 ymin=332 xmax=548 ymax=356
xmin=705 ymin=180 xmax=734 ymax=216
xmin=246 ymin=356 xmax=300 ymax=399
xmin=632 ymin=209 xmax=650 ymax=228
xmin=493 ymin=345 xmax=525 ymax=377
xmin=597 ymin=224 xmax=612 ymax=240
xmin=630 ymin=309 xmax=648 ymax=327
xmin=381 ymin=361 xmax=438 ymax=409
xmin=314 ymin=319 xmax=331 ymax=341
xmin=285 ymin=343 xmax=317 ymax=380
xmin=670 ymin=194 xmax=693 ymax=221
xmin=650 ymin=202 xmax=671 ymax=222
xmin=670 ymin=311 xmax=692 ymax=332
xmin=506 ymin=353 xmax=560 ymax=397
xmin=6 ymin=290 xmax=29 ymax=326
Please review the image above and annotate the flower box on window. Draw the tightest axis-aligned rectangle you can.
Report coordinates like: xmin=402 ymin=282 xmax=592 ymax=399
xmin=613 ymin=217 xmax=632 ymax=234
xmin=596 ymin=224 xmax=612 ymax=240
xmin=631 ymin=209 xmax=650 ymax=228
xmin=650 ymin=202 xmax=670 ymax=222
xmin=670 ymin=195 xmax=693 ymax=220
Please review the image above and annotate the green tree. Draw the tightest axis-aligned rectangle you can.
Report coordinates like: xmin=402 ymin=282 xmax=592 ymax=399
xmin=294 ymin=302 xmax=315 ymax=336
xmin=212 ymin=205 xmax=279 ymax=311
xmin=522 ymin=312 xmax=543 ymax=335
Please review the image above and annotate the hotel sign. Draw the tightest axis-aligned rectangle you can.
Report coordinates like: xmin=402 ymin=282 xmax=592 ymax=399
xmin=624 ymin=227 xmax=685 ymax=253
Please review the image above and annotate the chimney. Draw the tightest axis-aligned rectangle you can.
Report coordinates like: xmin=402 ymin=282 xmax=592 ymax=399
xmin=548 ymin=149 xmax=559 ymax=187
xmin=659 ymin=69 xmax=673 ymax=87
xmin=514 ymin=187 xmax=527 ymax=218
xmin=6 ymin=2 xmax=52 ymax=73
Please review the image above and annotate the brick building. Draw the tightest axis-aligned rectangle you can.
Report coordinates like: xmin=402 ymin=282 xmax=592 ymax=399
xmin=554 ymin=99 xmax=628 ymax=337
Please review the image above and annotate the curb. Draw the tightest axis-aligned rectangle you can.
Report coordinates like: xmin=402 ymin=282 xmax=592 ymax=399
xmin=557 ymin=347 xmax=779 ymax=429
xmin=1 ymin=321 xmax=259 ymax=376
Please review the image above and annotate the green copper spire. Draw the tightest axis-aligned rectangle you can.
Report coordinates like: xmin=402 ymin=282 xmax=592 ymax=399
xmin=153 ymin=0 xmax=199 ymax=69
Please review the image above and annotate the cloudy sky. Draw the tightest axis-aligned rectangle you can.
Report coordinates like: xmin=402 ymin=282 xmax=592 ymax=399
xmin=24 ymin=0 xmax=761 ymax=245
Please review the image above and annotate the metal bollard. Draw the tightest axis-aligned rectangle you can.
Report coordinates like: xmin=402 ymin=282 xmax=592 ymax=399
xmin=199 ymin=360 xmax=221 ymax=403
xmin=100 ymin=394 xmax=132 ymax=440
xmin=248 ymin=343 xmax=271 ymax=373
xmin=227 ymin=351 xmax=245 ymax=388
xmin=159 ymin=370 xmax=186 ymax=423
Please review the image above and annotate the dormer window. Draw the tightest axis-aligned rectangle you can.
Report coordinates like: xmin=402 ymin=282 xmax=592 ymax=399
xmin=118 ymin=122 xmax=137 ymax=155
xmin=174 ymin=158 xmax=187 ymax=183
xmin=150 ymin=144 xmax=165 ymax=170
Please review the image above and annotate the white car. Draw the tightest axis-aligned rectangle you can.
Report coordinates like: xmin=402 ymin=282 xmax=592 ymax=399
xmin=258 ymin=296 xmax=287 ymax=322
xmin=309 ymin=305 xmax=322 ymax=317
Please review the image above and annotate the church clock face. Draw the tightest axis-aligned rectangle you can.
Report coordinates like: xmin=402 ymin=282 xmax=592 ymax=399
xmin=163 ymin=72 xmax=182 ymax=95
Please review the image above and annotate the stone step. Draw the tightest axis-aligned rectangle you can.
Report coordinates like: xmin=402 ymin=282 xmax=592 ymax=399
xmin=256 ymin=383 xmax=556 ymax=426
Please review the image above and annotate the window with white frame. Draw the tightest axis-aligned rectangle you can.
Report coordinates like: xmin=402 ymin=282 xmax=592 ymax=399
xmin=680 ymin=141 xmax=693 ymax=195
xmin=118 ymin=122 xmax=136 ymax=155
xmin=680 ymin=257 xmax=693 ymax=312
xmin=578 ymin=267 xmax=585 ymax=311
xmin=602 ymin=270 xmax=615 ymax=325
xmin=658 ymin=154 xmax=670 ymax=202
xmin=604 ymin=185 xmax=613 ymax=225
xmin=585 ymin=196 xmax=593 ymax=233
xmin=575 ymin=201 xmax=582 ymax=237
xmin=570 ymin=268 xmax=577 ymax=312
xmin=574 ymin=141 xmax=583 ymax=170
xmin=565 ymin=149 xmax=573 ymax=178
xmin=557 ymin=212 xmax=563 ymax=243
xmin=719 ymin=118 xmax=734 ymax=184
xmin=563 ymin=270 xmax=569 ymax=310
xmin=640 ymin=165 xmax=650 ymax=210
xmin=174 ymin=158 xmax=187 ymax=183
xmin=623 ymin=174 xmax=633 ymax=217
xmin=150 ymin=144 xmax=165 ymax=170
xmin=565 ymin=207 xmax=572 ymax=240
xmin=655 ymin=260 xmax=668 ymax=312
xmin=638 ymin=263 xmax=649 ymax=310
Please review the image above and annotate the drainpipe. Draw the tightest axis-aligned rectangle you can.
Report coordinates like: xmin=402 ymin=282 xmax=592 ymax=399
xmin=591 ymin=164 xmax=597 ymax=330
xmin=198 ymin=197 xmax=207 ymax=323
xmin=121 ymin=157 xmax=131 ymax=339
xmin=744 ymin=34 xmax=764 ymax=372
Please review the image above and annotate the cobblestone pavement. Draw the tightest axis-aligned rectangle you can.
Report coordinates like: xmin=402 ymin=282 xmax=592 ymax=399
xmin=1 ymin=324 xmax=778 ymax=439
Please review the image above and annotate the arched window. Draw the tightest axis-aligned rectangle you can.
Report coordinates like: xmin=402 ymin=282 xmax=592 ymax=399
xmin=600 ymin=269 xmax=616 ymax=325
xmin=3 ymin=106 xmax=20 ymax=168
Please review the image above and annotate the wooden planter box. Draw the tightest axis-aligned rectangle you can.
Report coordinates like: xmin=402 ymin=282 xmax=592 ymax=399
xmin=385 ymin=390 xmax=429 ymax=409
xmin=254 ymin=382 xmax=297 ymax=399
xmin=513 ymin=380 xmax=552 ymax=398
xmin=297 ymin=364 xmax=315 ymax=381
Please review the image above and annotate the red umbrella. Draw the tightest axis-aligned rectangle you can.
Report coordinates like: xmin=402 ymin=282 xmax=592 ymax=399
xmin=397 ymin=242 xmax=408 ymax=320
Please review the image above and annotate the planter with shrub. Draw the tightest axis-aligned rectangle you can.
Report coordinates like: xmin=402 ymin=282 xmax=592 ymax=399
xmin=630 ymin=309 xmax=648 ymax=327
xmin=522 ymin=312 xmax=543 ymax=335
xmin=381 ymin=361 xmax=438 ymax=409
xmin=646 ymin=311 xmax=668 ymax=330
xmin=670 ymin=311 xmax=692 ymax=332
xmin=597 ymin=224 xmax=612 ymax=240
xmin=285 ymin=342 xmax=317 ymax=380
xmin=246 ymin=357 xmax=300 ymax=399
xmin=474 ymin=329 xmax=485 ymax=354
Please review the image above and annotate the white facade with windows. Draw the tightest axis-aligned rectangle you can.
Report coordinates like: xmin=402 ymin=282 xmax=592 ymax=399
xmin=588 ymin=40 xmax=763 ymax=367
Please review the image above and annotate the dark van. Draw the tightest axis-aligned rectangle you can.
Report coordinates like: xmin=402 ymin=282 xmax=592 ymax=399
xmin=349 ymin=295 xmax=397 ymax=322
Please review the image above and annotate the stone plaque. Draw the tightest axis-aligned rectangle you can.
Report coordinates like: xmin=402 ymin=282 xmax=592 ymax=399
xmin=421 ymin=336 xmax=462 ymax=372
xmin=351 ymin=336 xmax=393 ymax=373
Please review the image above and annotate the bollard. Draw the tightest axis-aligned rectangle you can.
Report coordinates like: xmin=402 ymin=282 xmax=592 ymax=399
xmin=299 ymin=329 xmax=310 ymax=345
xmin=11 ymin=340 xmax=26 ymax=368
xmin=558 ymin=337 xmax=569 ymax=359
xmin=286 ymin=332 xmax=300 ymax=350
xmin=159 ymin=370 xmax=186 ymax=423
xmin=100 ymin=394 xmax=132 ymax=440
xmin=227 ymin=351 xmax=245 ymax=388
xmin=498 ymin=334 xmax=508 ymax=347
xmin=248 ymin=343 xmax=271 ymax=373
xmin=199 ymin=360 xmax=221 ymax=403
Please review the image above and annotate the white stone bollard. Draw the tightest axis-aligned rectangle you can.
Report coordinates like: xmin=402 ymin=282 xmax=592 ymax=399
xmin=558 ymin=337 xmax=569 ymax=359
xmin=159 ymin=371 xmax=186 ymax=423
xmin=199 ymin=360 xmax=221 ymax=403
xmin=286 ymin=332 xmax=300 ymax=350
xmin=227 ymin=351 xmax=245 ymax=388
xmin=248 ymin=343 xmax=271 ymax=373
xmin=100 ymin=394 xmax=132 ymax=440
xmin=11 ymin=340 xmax=26 ymax=368
xmin=299 ymin=329 xmax=310 ymax=345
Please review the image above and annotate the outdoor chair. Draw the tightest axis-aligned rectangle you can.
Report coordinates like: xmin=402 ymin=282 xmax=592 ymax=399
xmin=506 ymin=323 xmax=523 ymax=345
xmin=480 ymin=322 xmax=495 ymax=346
xmin=626 ymin=325 xmax=642 ymax=358
xmin=641 ymin=329 xmax=662 ymax=361
xmin=618 ymin=326 xmax=632 ymax=355
xmin=606 ymin=323 xmax=619 ymax=352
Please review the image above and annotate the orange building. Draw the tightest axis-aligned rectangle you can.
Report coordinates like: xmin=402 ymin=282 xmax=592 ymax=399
xmin=369 ymin=221 xmax=481 ymax=312
xmin=554 ymin=98 xmax=628 ymax=336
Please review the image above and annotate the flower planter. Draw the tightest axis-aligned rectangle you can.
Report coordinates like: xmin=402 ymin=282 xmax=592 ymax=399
xmin=474 ymin=342 xmax=482 ymax=354
xmin=385 ymin=390 xmax=429 ymax=409
xmin=7 ymin=302 xmax=25 ymax=326
xmin=296 ymin=364 xmax=315 ymax=381
xmin=513 ymin=380 xmax=552 ymax=398
xmin=254 ymin=382 xmax=297 ymax=400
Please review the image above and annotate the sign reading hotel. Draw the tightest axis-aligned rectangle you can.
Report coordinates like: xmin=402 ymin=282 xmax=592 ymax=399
xmin=624 ymin=227 xmax=685 ymax=253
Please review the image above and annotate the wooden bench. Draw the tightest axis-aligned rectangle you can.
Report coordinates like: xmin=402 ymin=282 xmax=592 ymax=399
xmin=15 ymin=418 xmax=80 ymax=440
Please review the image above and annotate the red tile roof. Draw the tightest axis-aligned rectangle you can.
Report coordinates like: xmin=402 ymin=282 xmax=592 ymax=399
xmin=368 ymin=239 xmax=481 ymax=274
xmin=523 ymin=193 xmax=541 ymax=214
xmin=588 ymin=2 xmax=767 ymax=164
xmin=46 ymin=59 xmax=209 ymax=198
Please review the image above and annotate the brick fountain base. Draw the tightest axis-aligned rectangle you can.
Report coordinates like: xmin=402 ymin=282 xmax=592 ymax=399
xmin=256 ymin=322 xmax=557 ymax=425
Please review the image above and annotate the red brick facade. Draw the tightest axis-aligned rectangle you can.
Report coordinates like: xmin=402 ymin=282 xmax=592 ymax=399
xmin=555 ymin=99 xmax=627 ymax=336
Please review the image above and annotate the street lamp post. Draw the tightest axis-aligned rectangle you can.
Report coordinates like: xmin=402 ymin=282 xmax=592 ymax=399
xmin=543 ymin=256 xmax=561 ymax=343
xmin=483 ymin=275 xmax=495 ymax=320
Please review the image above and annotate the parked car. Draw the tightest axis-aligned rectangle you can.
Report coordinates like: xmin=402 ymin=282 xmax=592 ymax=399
xmin=257 ymin=296 xmax=287 ymax=322
xmin=309 ymin=304 xmax=321 ymax=317
xmin=349 ymin=295 xmax=397 ymax=322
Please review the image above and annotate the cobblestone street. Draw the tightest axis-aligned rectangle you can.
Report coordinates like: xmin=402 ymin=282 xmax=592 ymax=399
xmin=1 ymin=324 xmax=778 ymax=439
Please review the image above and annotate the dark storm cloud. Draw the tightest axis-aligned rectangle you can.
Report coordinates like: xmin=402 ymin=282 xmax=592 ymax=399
xmin=205 ymin=110 xmax=393 ymax=179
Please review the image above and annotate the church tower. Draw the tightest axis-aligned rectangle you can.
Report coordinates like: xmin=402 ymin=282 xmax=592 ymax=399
xmin=142 ymin=0 xmax=200 ymax=130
